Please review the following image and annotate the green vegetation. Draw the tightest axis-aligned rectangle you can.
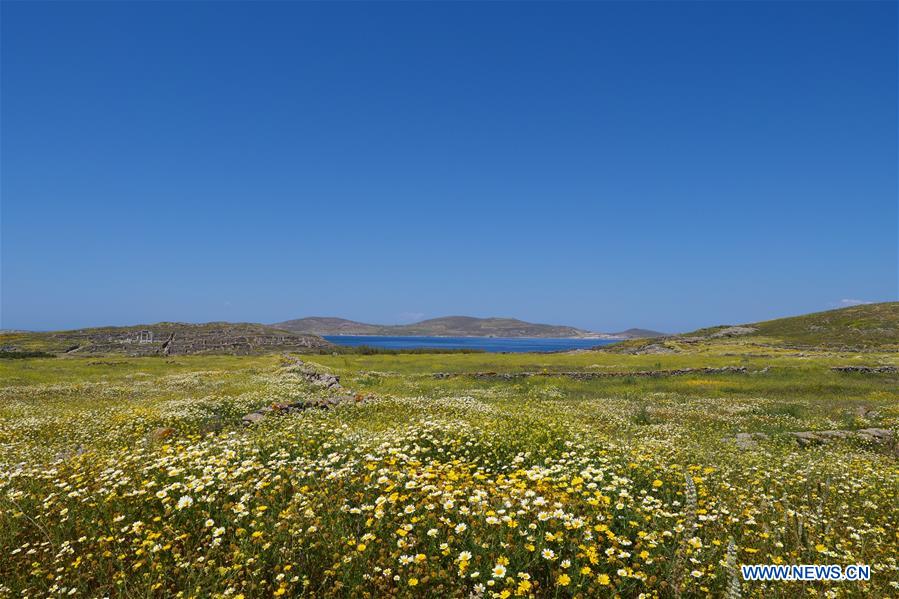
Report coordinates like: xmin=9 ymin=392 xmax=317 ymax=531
xmin=750 ymin=302 xmax=899 ymax=348
xmin=0 ymin=350 xmax=55 ymax=360
xmin=1 ymin=304 xmax=897 ymax=596
xmin=610 ymin=302 xmax=899 ymax=353
xmin=1 ymin=332 xmax=896 ymax=597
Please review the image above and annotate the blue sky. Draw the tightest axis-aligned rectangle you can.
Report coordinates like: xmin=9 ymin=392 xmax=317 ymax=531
xmin=1 ymin=1 xmax=896 ymax=333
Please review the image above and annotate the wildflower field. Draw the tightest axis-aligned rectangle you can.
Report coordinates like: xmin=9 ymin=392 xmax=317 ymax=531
xmin=1 ymin=343 xmax=897 ymax=598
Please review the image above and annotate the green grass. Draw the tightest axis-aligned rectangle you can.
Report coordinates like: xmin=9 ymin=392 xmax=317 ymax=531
xmin=750 ymin=302 xmax=899 ymax=348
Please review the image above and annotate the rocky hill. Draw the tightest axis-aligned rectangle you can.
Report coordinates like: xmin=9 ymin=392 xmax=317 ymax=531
xmin=276 ymin=317 xmax=384 ymax=336
xmin=0 ymin=322 xmax=332 ymax=356
xmin=274 ymin=315 xmax=664 ymax=339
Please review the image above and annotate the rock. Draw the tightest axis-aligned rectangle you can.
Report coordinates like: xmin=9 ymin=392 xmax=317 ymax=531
xmin=633 ymin=343 xmax=677 ymax=355
xmin=734 ymin=432 xmax=769 ymax=449
xmin=854 ymin=405 xmax=872 ymax=418
xmin=831 ymin=366 xmax=898 ymax=374
xmin=161 ymin=333 xmax=175 ymax=356
xmin=790 ymin=431 xmax=824 ymax=447
xmin=300 ymin=370 xmax=341 ymax=389
xmin=790 ymin=427 xmax=894 ymax=448
xmin=709 ymin=326 xmax=758 ymax=338
xmin=241 ymin=360 xmax=368 ymax=425
xmin=242 ymin=412 xmax=266 ymax=426
xmin=446 ymin=366 xmax=750 ymax=381
xmin=200 ymin=417 xmax=224 ymax=434
xmin=816 ymin=430 xmax=850 ymax=440
xmin=149 ymin=427 xmax=176 ymax=442
xmin=856 ymin=428 xmax=894 ymax=441
xmin=735 ymin=433 xmax=757 ymax=449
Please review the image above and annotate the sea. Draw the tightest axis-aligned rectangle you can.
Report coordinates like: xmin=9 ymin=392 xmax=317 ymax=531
xmin=322 ymin=335 xmax=618 ymax=353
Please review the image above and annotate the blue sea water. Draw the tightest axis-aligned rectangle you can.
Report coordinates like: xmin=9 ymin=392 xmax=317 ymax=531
xmin=322 ymin=335 xmax=617 ymax=353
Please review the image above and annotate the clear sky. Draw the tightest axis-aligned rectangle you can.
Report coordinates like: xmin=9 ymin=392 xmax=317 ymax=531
xmin=1 ymin=1 xmax=896 ymax=333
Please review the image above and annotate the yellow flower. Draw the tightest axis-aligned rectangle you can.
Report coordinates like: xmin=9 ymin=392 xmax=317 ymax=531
xmin=652 ymin=479 xmax=663 ymax=488
xmin=558 ymin=573 xmax=571 ymax=586
xmin=356 ymin=543 xmax=366 ymax=552
xmin=815 ymin=544 xmax=826 ymax=552
xmin=598 ymin=573 xmax=610 ymax=586
xmin=408 ymin=578 xmax=419 ymax=587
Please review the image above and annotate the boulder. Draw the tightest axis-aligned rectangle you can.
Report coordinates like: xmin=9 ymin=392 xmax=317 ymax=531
xmin=790 ymin=431 xmax=824 ymax=447
xmin=242 ymin=412 xmax=266 ymax=426
xmin=734 ymin=432 xmax=769 ymax=449
xmin=856 ymin=428 xmax=894 ymax=441
xmin=831 ymin=366 xmax=898 ymax=374
xmin=149 ymin=427 xmax=176 ymax=442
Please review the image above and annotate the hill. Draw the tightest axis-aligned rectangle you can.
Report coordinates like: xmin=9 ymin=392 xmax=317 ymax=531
xmin=273 ymin=316 xmax=665 ymax=339
xmin=606 ymin=302 xmax=899 ymax=352
xmin=612 ymin=328 xmax=667 ymax=339
xmin=274 ymin=317 xmax=384 ymax=336
xmin=0 ymin=322 xmax=333 ymax=356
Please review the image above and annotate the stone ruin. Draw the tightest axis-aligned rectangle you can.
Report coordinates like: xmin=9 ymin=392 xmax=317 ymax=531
xmin=241 ymin=357 xmax=367 ymax=425
xmin=51 ymin=324 xmax=332 ymax=356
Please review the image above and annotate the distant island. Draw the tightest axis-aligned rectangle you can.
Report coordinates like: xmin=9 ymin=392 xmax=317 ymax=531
xmin=272 ymin=316 xmax=666 ymax=340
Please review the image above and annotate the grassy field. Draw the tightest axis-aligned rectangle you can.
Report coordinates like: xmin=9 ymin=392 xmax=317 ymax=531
xmin=1 ymin=342 xmax=897 ymax=598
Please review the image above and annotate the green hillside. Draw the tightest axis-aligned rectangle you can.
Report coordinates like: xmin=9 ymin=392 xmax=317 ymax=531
xmin=607 ymin=302 xmax=899 ymax=352
xmin=749 ymin=302 xmax=899 ymax=347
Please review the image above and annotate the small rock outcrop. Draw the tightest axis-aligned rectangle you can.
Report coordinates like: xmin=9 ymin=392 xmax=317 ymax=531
xmin=734 ymin=432 xmax=769 ymax=449
xmin=789 ymin=428 xmax=894 ymax=448
xmin=632 ymin=343 xmax=678 ymax=355
xmin=709 ymin=326 xmax=758 ymax=338
xmin=831 ymin=366 xmax=897 ymax=374
xmin=734 ymin=428 xmax=896 ymax=454
xmin=241 ymin=359 xmax=366 ymax=426
xmin=433 ymin=366 xmax=750 ymax=381
xmin=148 ymin=427 xmax=176 ymax=442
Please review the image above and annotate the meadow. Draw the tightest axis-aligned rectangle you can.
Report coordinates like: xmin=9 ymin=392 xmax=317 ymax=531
xmin=1 ymin=342 xmax=897 ymax=598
